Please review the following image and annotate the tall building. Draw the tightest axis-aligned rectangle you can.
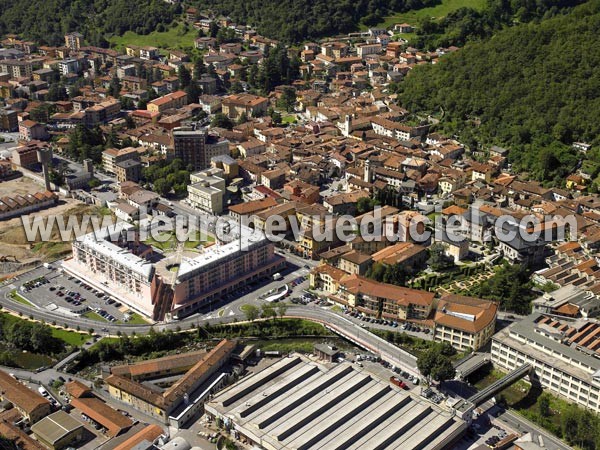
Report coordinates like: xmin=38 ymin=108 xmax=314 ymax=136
xmin=172 ymin=126 xmax=229 ymax=171
xmin=64 ymin=32 xmax=83 ymax=50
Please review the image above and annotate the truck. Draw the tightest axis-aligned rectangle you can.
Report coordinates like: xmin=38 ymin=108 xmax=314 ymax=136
xmin=390 ymin=377 xmax=409 ymax=390
xmin=272 ymin=272 xmax=282 ymax=281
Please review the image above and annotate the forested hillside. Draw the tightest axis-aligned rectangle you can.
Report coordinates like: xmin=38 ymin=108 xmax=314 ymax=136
xmin=0 ymin=0 xmax=177 ymax=46
xmin=196 ymin=0 xmax=440 ymax=42
xmin=399 ymin=0 xmax=600 ymax=185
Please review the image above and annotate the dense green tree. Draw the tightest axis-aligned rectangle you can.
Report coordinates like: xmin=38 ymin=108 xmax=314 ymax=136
xmin=427 ymin=243 xmax=454 ymax=271
xmin=399 ymin=0 xmax=600 ymax=185
xmin=276 ymin=86 xmax=297 ymax=112
xmin=107 ymin=75 xmax=121 ymax=98
xmin=193 ymin=0 xmax=441 ymax=43
xmin=211 ymin=113 xmax=234 ymax=130
xmin=178 ymin=65 xmax=192 ymax=89
xmin=0 ymin=0 xmax=177 ymax=46
xmin=472 ymin=263 xmax=535 ymax=314
xmin=243 ymin=305 xmax=260 ymax=322
xmin=417 ymin=345 xmax=456 ymax=383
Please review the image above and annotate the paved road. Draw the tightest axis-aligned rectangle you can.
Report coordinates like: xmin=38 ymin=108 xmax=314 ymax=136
xmin=0 ymin=268 xmax=420 ymax=377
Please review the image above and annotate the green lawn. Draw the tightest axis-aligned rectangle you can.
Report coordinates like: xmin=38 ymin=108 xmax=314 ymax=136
xmin=366 ymin=0 xmax=487 ymax=30
xmin=126 ymin=312 xmax=149 ymax=325
xmin=84 ymin=311 xmax=108 ymax=322
xmin=110 ymin=23 xmax=197 ymax=51
xmin=51 ymin=328 xmax=89 ymax=347
xmin=9 ymin=290 xmax=33 ymax=307
xmin=282 ymin=114 xmax=298 ymax=125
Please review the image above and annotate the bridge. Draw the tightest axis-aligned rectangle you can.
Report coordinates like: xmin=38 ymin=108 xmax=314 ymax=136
xmin=468 ymin=363 xmax=532 ymax=407
xmin=454 ymin=352 xmax=491 ymax=380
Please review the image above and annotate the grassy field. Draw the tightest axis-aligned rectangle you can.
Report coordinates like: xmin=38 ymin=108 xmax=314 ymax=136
xmin=51 ymin=328 xmax=89 ymax=347
xmin=365 ymin=0 xmax=487 ymax=31
xmin=126 ymin=313 xmax=149 ymax=325
xmin=110 ymin=23 xmax=197 ymax=51
xmin=282 ymin=114 xmax=298 ymax=125
xmin=84 ymin=311 xmax=108 ymax=322
xmin=9 ymin=290 xmax=33 ymax=307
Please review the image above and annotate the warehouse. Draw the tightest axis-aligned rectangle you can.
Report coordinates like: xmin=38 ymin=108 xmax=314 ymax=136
xmin=205 ymin=356 xmax=466 ymax=450
xmin=30 ymin=410 xmax=85 ymax=450
xmin=105 ymin=339 xmax=237 ymax=427
xmin=0 ymin=370 xmax=51 ymax=423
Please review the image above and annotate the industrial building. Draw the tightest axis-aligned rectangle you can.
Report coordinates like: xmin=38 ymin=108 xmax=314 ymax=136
xmin=205 ymin=356 xmax=466 ymax=450
xmin=106 ymin=340 xmax=236 ymax=428
xmin=30 ymin=410 xmax=85 ymax=450
xmin=0 ymin=370 xmax=51 ymax=423
xmin=492 ymin=313 xmax=600 ymax=413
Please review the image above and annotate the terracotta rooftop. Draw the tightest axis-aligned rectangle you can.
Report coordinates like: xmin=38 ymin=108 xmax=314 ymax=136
xmin=113 ymin=424 xmax=164 ymax=450
xmin=0 ymin=370 xmax=50 ymax=415
xmin=340 ymin=274 xmax=434 ymax=307
xmin=434 ymin=295 xmax=498 ymax=333
xmin=70 ymin=396 xmax=132 ymax=436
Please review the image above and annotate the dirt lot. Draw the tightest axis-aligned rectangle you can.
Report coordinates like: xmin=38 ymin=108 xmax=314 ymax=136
xmin=0 ymin=177 xmax=113 ymax=276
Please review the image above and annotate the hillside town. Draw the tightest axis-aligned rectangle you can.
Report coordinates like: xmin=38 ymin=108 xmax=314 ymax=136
xmin=0 ymin=6 xmax=600 ymax=450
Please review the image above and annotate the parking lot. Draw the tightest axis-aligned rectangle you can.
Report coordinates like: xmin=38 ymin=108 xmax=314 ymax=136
xmin=332 ymin=350 xmax=424 ymax=394
xmin=341 ymin=307 xmax=434 ymax=340
xmin=18 ymin=269 xmax=139 ymax=325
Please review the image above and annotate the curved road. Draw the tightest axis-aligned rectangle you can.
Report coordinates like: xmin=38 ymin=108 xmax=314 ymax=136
xmin=0 ymin=286 xmax=419 ymax=375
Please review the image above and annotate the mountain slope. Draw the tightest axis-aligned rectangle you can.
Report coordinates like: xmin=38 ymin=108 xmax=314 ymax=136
xmin=398 ymin=0 xmax=600 ymax=184
xmin=0 ymin=0 xmax=176 ymax=46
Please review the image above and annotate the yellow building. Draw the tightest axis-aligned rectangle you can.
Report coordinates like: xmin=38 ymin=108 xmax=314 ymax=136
xmin=334 ymin=274 xmax=435 ymax=321
xmin=433 ymin=295 xmax=497 ymax=351
xmin=106 ymin=340 xmax=236 ymax=426
xmin=309 ymin=264 xmax=346 ymax=294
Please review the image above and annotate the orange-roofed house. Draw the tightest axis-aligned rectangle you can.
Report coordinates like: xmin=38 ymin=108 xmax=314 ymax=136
xmin=147 ymin=90 xmax=188 ymax=114
xmin=222 ymin=93 xmax=268 ymax=119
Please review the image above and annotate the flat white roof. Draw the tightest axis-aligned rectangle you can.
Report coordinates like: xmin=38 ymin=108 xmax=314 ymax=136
xmin=177 ymin=224 xmax=268 ymax=278
xmin=76 ymin=222 xmax=154 ymax=280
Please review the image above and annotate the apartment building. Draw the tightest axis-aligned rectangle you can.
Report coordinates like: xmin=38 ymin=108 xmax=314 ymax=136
xmin=370 ymin=116 xmax=428 ymax=141
xmin=64 ymin=32 xmax=83 ymax=50
xmin=0 ymin=108 xmax=18 ymax=131
xmin=102 ymin=147 xmax=140 ymax=174
xmin=334 ymin=274 xmax=435 ymax=321
xmin=187 ymin=168 xmax=226 ymax=214
xmin=64 ymin=223 xmax=285 ymax=320
xmin=222 ymin=93 xmax=268 ymax=119
xmin=433 ymin=295 xmax=497 ymax=351
xmin=173 ymin=126 xmax=229 ymax=171
xmin=0 ymin=370 xmax=52 ymax=423
xmin=147 ymin=90 xmax=188 ymax=113
xmin=492 ymin=313 xmax=600 ymax=413
xmin=0 ymin=60 xmax=33 ymax=79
